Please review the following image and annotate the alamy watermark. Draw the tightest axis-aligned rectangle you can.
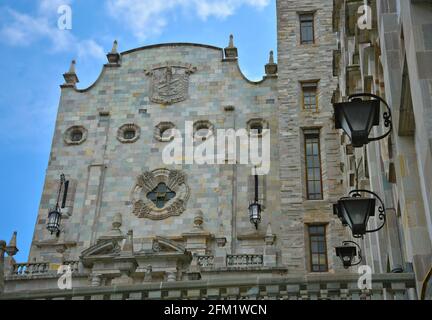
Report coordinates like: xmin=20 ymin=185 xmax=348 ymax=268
xmin=357 ymin=4 xmax=373 ymax=30
xmin=357 ymin=265 xmax=373 ymax=290
xmin=161 ymin=121 xmax=271 ymax=175
xmin=57 ymin=265 xmax=73 ymax=290
xmin=57 ymin=4 xmax=72 ymax=30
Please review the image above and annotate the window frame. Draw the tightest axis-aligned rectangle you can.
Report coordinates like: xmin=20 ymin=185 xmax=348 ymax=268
xmin=308 ymin=224 xmax=329 ymax=273
xmin=304 ymin=129 xmax=323 ymax=200
xmin=299 ymin=12 xmax=315 ymax=45
xmin=301 ymin=81 xmax=319 ymax=111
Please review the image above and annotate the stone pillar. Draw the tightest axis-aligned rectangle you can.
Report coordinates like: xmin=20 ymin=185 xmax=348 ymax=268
xmin=182 ymin=210 xmax=211 ymax=256
xmin=91 ymin=273 xmax=102 ymax=287
xmin=0 ymin=240 xmax=6 ymax=293
xmin=264 ymin=224 xmax=277 ymax=267
xmin=214 ymin=237 xmax=227 ymax=268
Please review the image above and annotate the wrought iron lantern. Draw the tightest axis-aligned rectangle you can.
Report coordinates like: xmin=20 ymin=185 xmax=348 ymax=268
xmin=249 ymin=169 xmax=261 ymax=229
xmin=333 ymin=93 xmax=392 ymax=148
xmin=334 ymin=190 xmax=386 ymax=238
xmin=335 ymin=241 xmax=362 ymax=269
xmin=47 ymin=209 xmax=62 ymax=236
xmin=46 ymin=174 xmax=69 ymax=236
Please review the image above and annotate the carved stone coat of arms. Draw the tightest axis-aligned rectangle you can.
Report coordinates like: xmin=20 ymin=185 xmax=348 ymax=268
xmin=146 ymin=64 xmax=196 ymax=105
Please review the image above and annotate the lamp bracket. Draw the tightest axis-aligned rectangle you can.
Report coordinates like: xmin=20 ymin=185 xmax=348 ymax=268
xmin=348 ymin=93 xmax=393 ymax=143
xmin=349 ymin=189 xmax=386 ymax=236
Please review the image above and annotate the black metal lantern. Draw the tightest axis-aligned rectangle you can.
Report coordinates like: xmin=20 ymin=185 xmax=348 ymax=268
xmin=47 ymin=209 xmax=62 ymax=236
xmin=249 ymin=169 xmax=261 ymax=229
xmin=335 ymin=241 xmax=362 ymax=269
xmin=333 ymin=203 xmax=347 ymax=226
xmin=333 ymin=93 xmax=392 ymax=148
xmin=46 ymin=174 xmax=68 ymax=236
xmin=334 ymin=190 xmax=386 ymax=238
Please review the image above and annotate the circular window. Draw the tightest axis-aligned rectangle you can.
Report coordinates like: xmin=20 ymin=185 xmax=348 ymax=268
xmin=123 ymin=129 xmax=136 ymax=140
xmin=154 ymin=122 xmax=176 ymax=142
xmin=247 ymin=119 xmax=268 ymax=137
xmin=71 ymin=130 xmax=83 ymax=142
xmin=117 ymin=124 xmax=140 ymax=143
xmin=193 ymin=120 xmax=214 ymax=141
xmin=64 ymin=126 xmax=87 ymax=145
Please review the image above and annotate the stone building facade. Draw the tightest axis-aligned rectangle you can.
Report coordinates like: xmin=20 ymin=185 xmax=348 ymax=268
xmin=0 ymin=0 xmax=427 ymax=300
xmin=333 ymin=0 xmax=432 ymax=299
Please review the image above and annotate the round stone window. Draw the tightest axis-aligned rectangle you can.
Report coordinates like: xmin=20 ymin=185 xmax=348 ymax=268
xmin=131 ymin=168 xmax=190 ymax=220
xmin=247 ymin=119 xmax=269 ymax=137
xmin=154 ymin=122 xmax=176 ymax=142
xmin=64 ymin=126 xmax=87 ymax=145
xmin=117 ymin=124 xmax=140 ymax=143
xmin=193 ymin=120 xmax=214 ymax=141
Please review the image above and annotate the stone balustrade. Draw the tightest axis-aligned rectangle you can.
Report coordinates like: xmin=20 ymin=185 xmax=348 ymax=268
xmin=0 ymin=273 xmax=416 ymax=300
xmin=197 ymin=256 xmax=214 ymax=268
xmin=227 ymin=255 xmax=263 ymax=267
xmin=11 ymin=261 xmax=81 ymax=276
xmin=13 ymin=263 xmax=50 ymax=275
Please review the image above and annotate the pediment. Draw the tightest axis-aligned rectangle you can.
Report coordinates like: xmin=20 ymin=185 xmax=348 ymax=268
xmin=80 ymin=239 xmax=122 ymax=259
xmin=152 ymin=236 xmax=186 ymax=254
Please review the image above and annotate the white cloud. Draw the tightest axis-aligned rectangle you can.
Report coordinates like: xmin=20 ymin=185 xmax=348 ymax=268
xmin=0 ymin=2 xmax=105 ymax=60
xmin=107 ymin=0 xmax=270 ymax=40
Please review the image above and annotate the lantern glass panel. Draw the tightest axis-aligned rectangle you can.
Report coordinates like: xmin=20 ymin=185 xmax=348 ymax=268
xmin=340 ymin=198 xmax=376 ymax=236
xmin=334 ymin=99 xmax=380 ymax=147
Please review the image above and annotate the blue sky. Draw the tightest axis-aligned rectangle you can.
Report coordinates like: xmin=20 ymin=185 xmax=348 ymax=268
xmin=0 ymin=0 xmax=276 ymax=262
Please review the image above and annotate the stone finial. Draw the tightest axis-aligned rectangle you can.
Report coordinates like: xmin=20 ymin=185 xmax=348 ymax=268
xmin=193 ymin=210 xmax=204 ymax=229
xmin=6 ymin=231 xmax=18 ymax=257
xmin=107 ymin=40 xmax=121 ymax=65
xmin=224 ymin=34 xmax=238 ymax=60
xmin=144 ymin=265 xmax=152 ymax=282
xmin=112 ymin=212 xmax=122 ymax=230
xmin=111 ymin=40 xmax=118 ymax=53
xmin=228 ymin=34 xmax=234 ymax=47
xmin=121 ymin=230 xmax=134 ymax=254
xmin=265 ymin=223 xmax=276 ymax=245
xmin=100 ymin=213 xmax=123 ymax=239
xmin=62 ymin=60 xmax=79 ymax=86
xmin=265 ymin=50 xmax=278 ymax=76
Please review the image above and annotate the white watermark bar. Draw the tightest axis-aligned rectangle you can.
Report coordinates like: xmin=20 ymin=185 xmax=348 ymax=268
xmin=161 ymin=121 xmax=271 ymax=175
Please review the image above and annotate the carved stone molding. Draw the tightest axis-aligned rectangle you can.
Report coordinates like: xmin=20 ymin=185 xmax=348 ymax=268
xmin=154 ymin=122 xmax=176 ymax=142
xmin=64 ymin=126 xmax=88 ymax=145
xmin=131 ymin=169 xmax=190 ymax=220
xmin=117 ymin=123 xmax=140 ymax=143
xmin=146 ymin=62 xmax=196 ymax=105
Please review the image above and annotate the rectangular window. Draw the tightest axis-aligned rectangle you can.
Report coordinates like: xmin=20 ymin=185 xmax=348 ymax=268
xmin=308 ymin=225 xmax=328 ymax=272
xmin=300 ymin=13 xmax=314 ymax=44
xmin=302 ymin=82 xmax=318 ymax=110
xmin=304 ymin=129 xmax=323 ymax=200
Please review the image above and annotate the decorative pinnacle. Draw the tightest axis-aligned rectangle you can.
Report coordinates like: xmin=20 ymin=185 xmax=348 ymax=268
xmin=269 ymin=50 xmax=274 ymax=64
xmin=107 ymin=40 xmax=121 ymax=64
xmin=68 ymin=60 xmax=76 ymax=73
xmin=228 ymin=34 xmax=234 ymax=48
xmin=111 ymin=40 xmax=118 ymax=54
xmin=265 ymin=50 xmax=277 ymax=76
xmin=5 ymin=231 xmax=19 ymax=257
xmin=224 ymin=34 xmax=238 ymax=59
xmin=62 ymin=60 xmax=79 ymax=86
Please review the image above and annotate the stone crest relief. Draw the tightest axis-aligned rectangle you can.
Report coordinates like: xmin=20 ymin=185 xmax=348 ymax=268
xmin=131 ymin=168 xmax=190 ymax=220
xmin=146 ymin=63 xmax=196 ymax=105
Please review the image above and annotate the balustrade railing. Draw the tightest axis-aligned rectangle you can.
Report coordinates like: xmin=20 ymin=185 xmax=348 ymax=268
xmin=11 ymin=261 xmax=80 ymax=276
xmin=13 ymin=263 xmax=50 ymax=275
xmin=227 ymin=255 xmax=263 ymax=267
xmin=197 ymin=256 xmax=214 ymax=268
xmin=0 ymin=273 xmax=416 ymax=300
